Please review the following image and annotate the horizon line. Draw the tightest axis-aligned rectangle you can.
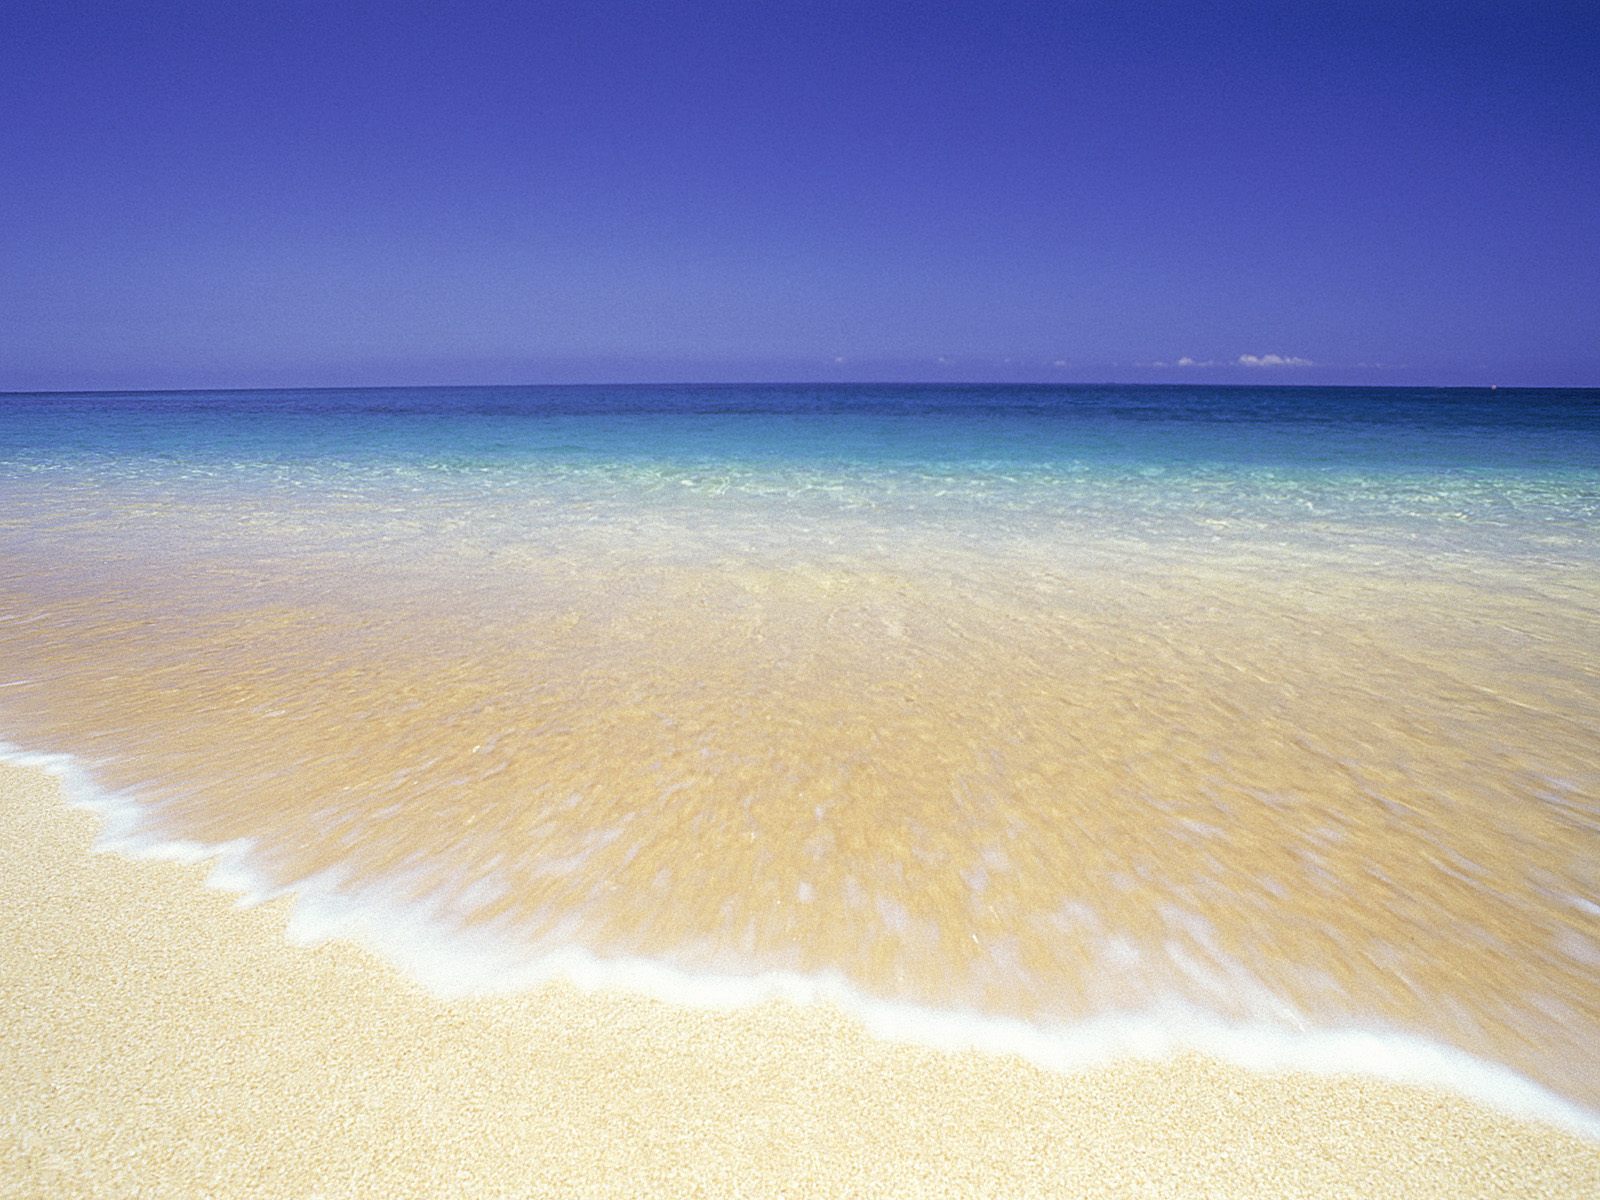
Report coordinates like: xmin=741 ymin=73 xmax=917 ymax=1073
xmin=3 ymin=378 xmax=1592 ymax=398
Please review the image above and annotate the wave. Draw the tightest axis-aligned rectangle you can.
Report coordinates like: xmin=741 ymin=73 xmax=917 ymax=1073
xmin=6 ymin=738 xmax=1598 ymax=1142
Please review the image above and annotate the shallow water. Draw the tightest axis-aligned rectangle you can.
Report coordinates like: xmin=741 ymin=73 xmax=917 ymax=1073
xmin=3 ymin=384 xmax=1597 ymax=1116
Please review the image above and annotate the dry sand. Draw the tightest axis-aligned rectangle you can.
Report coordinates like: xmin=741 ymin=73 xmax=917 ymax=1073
xmin=2 ymin=761 xmax=1597 ymax=1199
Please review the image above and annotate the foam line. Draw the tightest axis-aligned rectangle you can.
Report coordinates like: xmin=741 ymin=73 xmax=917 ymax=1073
xmin=5 ymin=739 xmax=1598 ymax=1143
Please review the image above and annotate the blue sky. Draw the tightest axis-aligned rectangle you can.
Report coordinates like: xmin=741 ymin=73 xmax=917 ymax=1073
xmin=2 ymin=1 xmax=1596 ymax=390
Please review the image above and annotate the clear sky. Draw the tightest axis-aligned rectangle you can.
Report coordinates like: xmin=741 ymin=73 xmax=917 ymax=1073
xmin=2 ymin=0 xmax=1596 ymax=391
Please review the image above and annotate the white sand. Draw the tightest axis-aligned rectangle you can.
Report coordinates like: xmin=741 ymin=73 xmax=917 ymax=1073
xmin=3 ymin=760 xmax=1597 ymax=1198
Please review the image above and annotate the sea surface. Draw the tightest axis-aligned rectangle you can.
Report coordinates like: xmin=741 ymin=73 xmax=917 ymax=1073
xmin=2 ymin=384 xmax=1598 ymax=1126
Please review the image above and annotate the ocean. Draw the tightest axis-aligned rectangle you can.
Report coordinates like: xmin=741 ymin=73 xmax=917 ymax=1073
xmin=2 ymin=383 xmax=1597 ymax=1127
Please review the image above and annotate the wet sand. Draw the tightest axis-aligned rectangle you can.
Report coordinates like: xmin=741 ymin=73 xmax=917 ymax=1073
xmin=5 ymin=526 xmax=1599 ymax=1106
xmin=3 ymin=762 xmax=1597 ymax=1198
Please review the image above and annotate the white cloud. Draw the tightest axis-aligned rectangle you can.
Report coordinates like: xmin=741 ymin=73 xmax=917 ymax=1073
xmin=1237 ymin=353 xmax=1313 ymax=368
xmin=1138 ymin=356 xmax=1219 ymax=368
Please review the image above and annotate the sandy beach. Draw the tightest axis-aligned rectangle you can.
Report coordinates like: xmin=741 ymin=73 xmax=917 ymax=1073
xmin=7 ymin=0 xmax=1599 ymax=1191
xmin=2 ymin=761 xmax=1596 ymax=1198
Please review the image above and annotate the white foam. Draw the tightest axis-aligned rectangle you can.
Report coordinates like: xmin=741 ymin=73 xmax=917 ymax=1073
xmin=5 ymin=739 xmax=1599 ymax=1143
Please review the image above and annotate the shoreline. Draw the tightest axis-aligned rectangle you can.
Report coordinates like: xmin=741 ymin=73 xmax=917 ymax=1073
xmin=3 ymin=757 xmax=1599 ymax=1196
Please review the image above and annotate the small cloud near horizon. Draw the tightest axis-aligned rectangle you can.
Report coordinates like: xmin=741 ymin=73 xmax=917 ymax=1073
xmin=1237 ymin=353 xmax=1314 ymax=367
xmin=1137 ymin=356 xmax=1220 ymax=368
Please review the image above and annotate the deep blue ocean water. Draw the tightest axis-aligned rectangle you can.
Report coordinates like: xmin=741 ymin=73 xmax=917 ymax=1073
xmin=3 ymin=383 xmax=1597 ymax=473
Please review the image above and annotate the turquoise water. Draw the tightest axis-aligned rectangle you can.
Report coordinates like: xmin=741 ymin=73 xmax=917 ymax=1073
xmin=3 ymin=383 xmax=1596 ymax=462
xmin=2 ymin=383 xmax=1598 ymax=1127
xmin=4 ymin=385 xmax=1597 ymax=577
